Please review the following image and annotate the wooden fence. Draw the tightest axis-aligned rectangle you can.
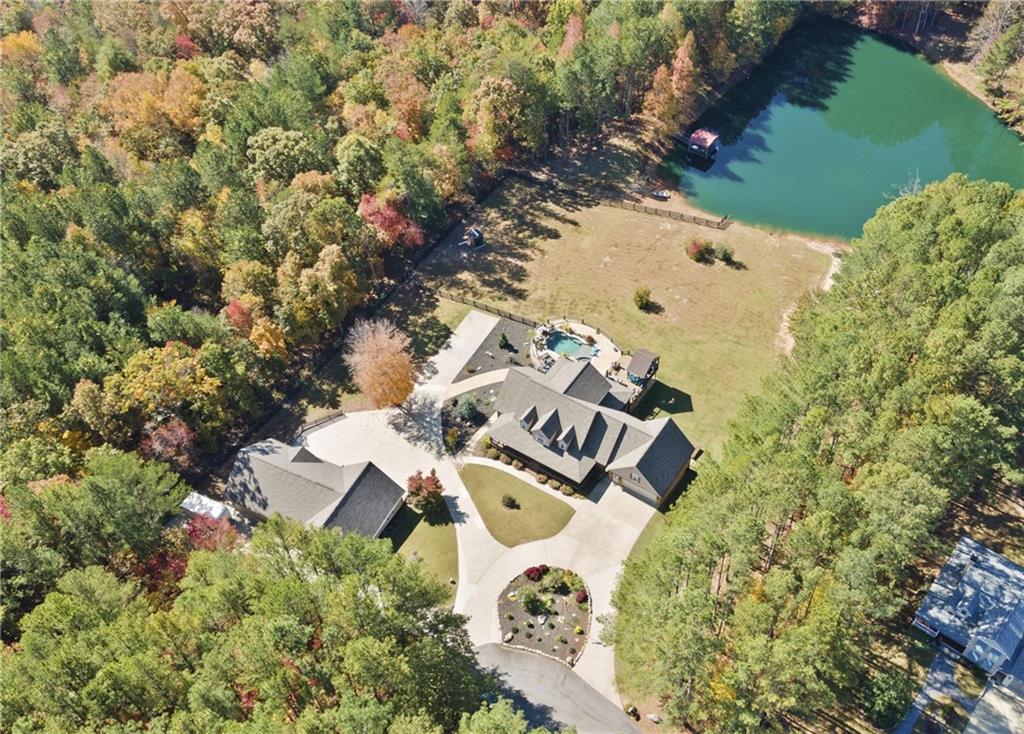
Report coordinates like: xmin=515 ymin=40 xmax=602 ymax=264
xmin=601 ymin=198 xmax=730 ymax=230
xmin=434 ymin=288 xmax=541 ymax=328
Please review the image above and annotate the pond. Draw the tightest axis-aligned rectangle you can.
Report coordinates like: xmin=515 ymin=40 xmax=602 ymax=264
xmin=664 ymin=20 xmax=1024 ymax=240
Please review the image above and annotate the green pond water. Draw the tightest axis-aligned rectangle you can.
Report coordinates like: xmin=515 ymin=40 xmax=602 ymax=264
xmin=664 ymin=20 xmax=1024 ymax=240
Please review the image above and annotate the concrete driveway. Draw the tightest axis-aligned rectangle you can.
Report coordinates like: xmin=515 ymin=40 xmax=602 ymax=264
xmin=477 ymin=644 xmax=641 ymax=734
xmin=302 ymin=309 xmax=657 ymax=720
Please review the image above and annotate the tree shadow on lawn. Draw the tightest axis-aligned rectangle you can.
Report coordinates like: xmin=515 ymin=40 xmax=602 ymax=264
xmin=379 ymin=281 xmax=455 ymax=360
xmin=384 ymin=503 xmax=455 ymax=551
xmin=633 ymin=382 xmax=694 ymax=418
xmin=423 ymin=145 xmax=636 ymax=303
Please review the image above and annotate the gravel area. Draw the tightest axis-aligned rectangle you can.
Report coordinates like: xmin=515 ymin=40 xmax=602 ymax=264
xmin=455 ymin=317 xmax=533 ymax=382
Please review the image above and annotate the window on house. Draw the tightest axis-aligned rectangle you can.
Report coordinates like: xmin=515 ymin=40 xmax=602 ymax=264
xmin=630 ymin=471 xmax=641 ymax=482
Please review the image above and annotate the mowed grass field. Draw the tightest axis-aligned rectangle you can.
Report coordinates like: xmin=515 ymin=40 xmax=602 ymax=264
xmin=419 ymin=177 xmax=833 ymax=456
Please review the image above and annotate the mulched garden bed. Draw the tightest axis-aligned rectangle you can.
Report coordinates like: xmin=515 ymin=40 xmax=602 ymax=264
xmin=497 ymin=565 xmax=591 ymax=666
xmin=454 ymin=317 xmax=533 ymax=383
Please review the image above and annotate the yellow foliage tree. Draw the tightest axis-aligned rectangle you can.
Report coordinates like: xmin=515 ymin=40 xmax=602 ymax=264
xmin=343 ymin=319 xmax=415 ymax=409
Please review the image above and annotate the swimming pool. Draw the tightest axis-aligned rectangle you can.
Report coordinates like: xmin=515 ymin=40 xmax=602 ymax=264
xmin=546 ymin=331 xmax=589 ymax=358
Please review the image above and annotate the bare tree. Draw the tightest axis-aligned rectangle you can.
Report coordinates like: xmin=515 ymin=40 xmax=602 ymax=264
xmin=968 ymin=1 xmax=1024 ymax=61
xmin=343 ymin=318 xmax=416 ymax=409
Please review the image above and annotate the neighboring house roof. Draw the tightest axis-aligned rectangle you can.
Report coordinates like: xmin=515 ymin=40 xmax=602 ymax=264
xmin=488 ymin=365 xmax=693 ymax=498
xmin=626 ymin=349 xmax=659 ymax=379
xmin=181 ymin=491 xmax=229 ymax=520
xmin=225 ymin=439 xmax=404 ymax=537
xmin=915 ymin=536 xmax=1024 ymax=676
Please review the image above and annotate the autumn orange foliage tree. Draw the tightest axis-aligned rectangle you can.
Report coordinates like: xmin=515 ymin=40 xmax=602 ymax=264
xmin=342 ymin=318 xmax=415 ymax=409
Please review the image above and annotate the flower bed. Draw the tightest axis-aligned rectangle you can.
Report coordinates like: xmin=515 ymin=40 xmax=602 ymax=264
xmin=497 ymin=565 xmax=590 ymax=665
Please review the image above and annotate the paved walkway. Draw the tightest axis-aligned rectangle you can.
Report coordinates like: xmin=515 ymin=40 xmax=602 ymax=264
xmin=445 ymin=368 xmax=509 ymax=401
xmin=893 ymin=648 xmax=979 ymax=734
xmin=302 ymin=310 xmax=657 ymax=723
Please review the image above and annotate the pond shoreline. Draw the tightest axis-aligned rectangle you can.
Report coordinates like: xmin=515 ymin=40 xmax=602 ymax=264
xmin=645 ymin=16 xmax=1024 ymax=241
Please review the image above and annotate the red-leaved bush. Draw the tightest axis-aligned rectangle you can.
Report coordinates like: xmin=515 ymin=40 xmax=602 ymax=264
xmin=524 ymin=564 xmax=550 ymax=582
xmin=140 ymin=417 xmax=198 ymax=474
xmin=225 ymin=299 xmax=254 ymax=335
xmin=576 ymin=590 xmax=588 ymax=604
xmin=174 ymin=34 xmax=200 ymax=60
xmin=358 ymin=193 xmax=424 ymax=248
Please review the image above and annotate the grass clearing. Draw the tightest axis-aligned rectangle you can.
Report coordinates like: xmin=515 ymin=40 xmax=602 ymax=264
xmin=417 ymin=176 xmax=831 ymax=457
xmin=383 ymin=503 xmax=458 ymax=599
xmin=459 ymin=464 xmax=575 ymax=548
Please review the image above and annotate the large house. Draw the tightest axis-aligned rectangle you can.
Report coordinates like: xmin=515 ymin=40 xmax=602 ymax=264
xmin=913 ymin=536 xmax=1024 ymax=683
xmin=225 ymin=438 xmax=404 ymax=537
xmin=487 ymin=358 xmax=695 ymax=506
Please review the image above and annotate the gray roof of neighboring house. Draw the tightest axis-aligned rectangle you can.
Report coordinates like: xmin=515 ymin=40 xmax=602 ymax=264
xmin=915 ymin=536 xmax=1024 ymax=675
xmin=225 ymin=439 xmax=404 ymax=537
xmin=488 ymin=366 xmax=693 ymax=497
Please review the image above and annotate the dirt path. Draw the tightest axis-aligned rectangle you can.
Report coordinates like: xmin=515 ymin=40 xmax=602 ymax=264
xmin=774 ymin=238 xmax=844 ymax=356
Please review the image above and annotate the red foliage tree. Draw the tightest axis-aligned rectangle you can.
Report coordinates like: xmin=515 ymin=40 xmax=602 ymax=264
xmin=558 ymin=14 xmax=583 ymax=61
xmin=139 ymin=417 xmax=199 ymax=474
xmin=224 ymin=298 xmax=254 ymax=335
xmin=358 ymin=193 xmax=424 ymax=248
xmin=185 ymin=514 xmax=241 ymax=551
xmin=174 ymin=33 xmax=200 ymax=59
xmin=406 ymin=468 xmax=444 ymax=510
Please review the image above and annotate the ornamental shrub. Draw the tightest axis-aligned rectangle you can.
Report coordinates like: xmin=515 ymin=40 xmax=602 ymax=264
xmin=535 ymin=473 xmax=547 ymax=484
xmin=499 ymin=453 xmax=512 ymax=465
xmin=575 ymin=590 xmax=588 ymax=604
xmin=501 ymin=494 xmax=519 ymax=510
xmin=687 ymin=239 xmax=715 ymax=263
xmin=512 ymin=459 xmax=524 ymax=470
xmin=633 ymin=286 xmax=651 ymax=310
xmin=547 ymin=478 xmax=560 ymax=489
xmin=560 ymin=484 xmax=573 ymax=496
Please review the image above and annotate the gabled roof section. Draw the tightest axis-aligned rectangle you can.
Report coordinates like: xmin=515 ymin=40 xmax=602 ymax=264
xmin=225 ymin=439 xmax=403 ymax=537
xmin=490 ymin=367 xmax=694 ymax=498
xmin=545 ymin=358 xmax=613 ymax=404
xmin=534 ymin=408 xmax=561 ymax=439
xmin=916 ymin=536 xmax=1024 ymax=673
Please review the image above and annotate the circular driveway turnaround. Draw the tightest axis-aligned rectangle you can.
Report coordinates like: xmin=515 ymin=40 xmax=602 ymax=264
xmin=301 ymin=309 xmax=658 ymax=717
xmin=477 ymin=644 xmax=641 ymax=734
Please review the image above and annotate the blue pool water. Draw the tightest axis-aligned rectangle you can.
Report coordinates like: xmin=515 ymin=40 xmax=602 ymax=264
xmin=546 ymin=331 xmax=588 ymax=358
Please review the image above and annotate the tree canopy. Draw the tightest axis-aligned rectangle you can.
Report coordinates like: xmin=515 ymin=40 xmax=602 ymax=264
xmin=608 ymin=175 xmax=1024 ymax=732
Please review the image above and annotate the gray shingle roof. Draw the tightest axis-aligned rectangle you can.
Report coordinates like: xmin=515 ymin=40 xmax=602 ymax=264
xmin=915 ymin=536 xmax=1024 ymax=675
xmin=225 ymin=439 xmax=404 ymax=537
xmin=489 ymin=366 xmax=693 ymax=498
xmin=546 ymin=358 xmax=613 ymax=404
xmin=627 ymin=349 xmax=659 ymax=379
xmin=607 ymin=419 xmax=694 ymax=496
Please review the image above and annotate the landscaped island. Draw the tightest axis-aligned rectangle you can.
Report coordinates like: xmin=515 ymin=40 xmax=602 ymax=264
xmin=499 ymin=565 xmax=591 ymax=665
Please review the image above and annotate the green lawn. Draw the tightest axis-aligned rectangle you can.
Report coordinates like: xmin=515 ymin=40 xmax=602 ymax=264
xmin=383 ymin=503 xmax=459 ymax=600
xmin=417 ymin=171 xmax=832 ymax=458
xmin=458 ymin=464 xmax=575 ymax=548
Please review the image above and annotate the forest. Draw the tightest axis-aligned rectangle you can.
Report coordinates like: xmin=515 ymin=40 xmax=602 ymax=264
xmin=3 ymin=1 xmax=1021 ymax=732
xmin=0 ymin=1 xmax=798 ymax=731
xmin=0 ymin=0 xmax=798 ymax=488
xmin=608 ymin=175 xmax=1024 ymax=731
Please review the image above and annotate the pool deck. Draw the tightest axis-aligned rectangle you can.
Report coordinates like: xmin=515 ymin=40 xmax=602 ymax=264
xmin=532 ymin=320 xmax=621 ymax=376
